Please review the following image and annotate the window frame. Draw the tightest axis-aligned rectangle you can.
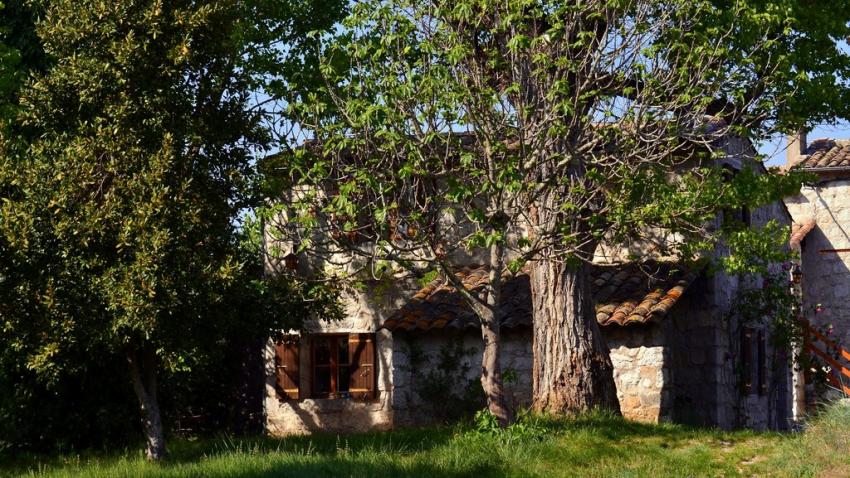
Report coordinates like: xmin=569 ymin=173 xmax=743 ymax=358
xmin=310 ymin=334 xmax=352 ymax=399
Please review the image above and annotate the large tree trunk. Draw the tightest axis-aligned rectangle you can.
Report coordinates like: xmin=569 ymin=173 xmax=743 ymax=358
xmin=126 ymin=346 xmax=167 ymax=461
xmin=530 ymin=259 xmax=620 ymax=414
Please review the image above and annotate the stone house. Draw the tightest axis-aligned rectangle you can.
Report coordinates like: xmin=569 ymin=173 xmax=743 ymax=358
xmin=264 ymin=137 xmax=796 ymax=436
xmin=784 ymin=133 xmax=850 ymax=396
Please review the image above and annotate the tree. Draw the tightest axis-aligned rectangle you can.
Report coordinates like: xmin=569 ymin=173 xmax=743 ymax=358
xmin=0 ymin=24 xmax=18 ymax=124
xmin=0 ymin=0 xmax=51 ymax=129
xmin=524 ymin=0 xmax=850 ymax=413
xmin=270 ymin=0 xmax=847 ymax=424
xmin=0 ymin=0 xmax=343 ymax=459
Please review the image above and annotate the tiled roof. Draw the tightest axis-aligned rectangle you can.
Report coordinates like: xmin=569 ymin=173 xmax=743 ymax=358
xmin=795 ymin=139 xmax=850 ymax=169
xmin=790 ymin=220 xmax=816 ymax=249
xmin=382 ymin=262 xmax=697 ymax=332
xmin=593 ymin=262 xmax=697 ymax=326
xmin=381 ymin=266 xmax=533 ymax=333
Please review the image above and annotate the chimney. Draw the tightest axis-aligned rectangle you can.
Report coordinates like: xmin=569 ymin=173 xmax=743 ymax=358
xmin=786 ymin=129 xmax=807 ymax=168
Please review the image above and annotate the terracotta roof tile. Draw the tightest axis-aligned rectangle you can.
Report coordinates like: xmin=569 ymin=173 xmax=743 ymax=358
xmin=790 ymin=220 xmax=816 ymax=249
xmin=795 ymin=139 xmax=850 ymax=169
xmin=383 ymin=262 xmax=697 ymax=332
xmin=593 ymin=262 xmax=696 ymax=326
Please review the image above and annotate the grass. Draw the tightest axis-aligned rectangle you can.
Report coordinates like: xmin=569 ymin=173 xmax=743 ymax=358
xmin=4 ymin=403 xmax=850 ymax=478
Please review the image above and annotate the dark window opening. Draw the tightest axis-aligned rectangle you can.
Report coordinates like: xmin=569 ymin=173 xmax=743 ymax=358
xmin=741 ymin=326 xmax=767 ymax=396
xmin=722 ymin=165 xmax=751 ymax=228
xmin=311 ymin=335 xmax=351 ymax=398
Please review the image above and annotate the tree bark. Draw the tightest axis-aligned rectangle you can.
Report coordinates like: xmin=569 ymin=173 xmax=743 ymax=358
xmin=478 ymin=303 xmax=514 ymax=426
xmin=530 ymin=259 xmax=620 ymax=414
xmin=463 ymin=242 xmax=514 ymax=426
xmin=126 ymin=346 xmax=167 ymax=461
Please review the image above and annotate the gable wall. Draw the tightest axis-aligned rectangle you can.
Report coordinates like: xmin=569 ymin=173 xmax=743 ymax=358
xmin=786 ymin=180 xmax=850 ymax=348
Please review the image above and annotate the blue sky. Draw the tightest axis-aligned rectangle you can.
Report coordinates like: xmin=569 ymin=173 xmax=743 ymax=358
xmin=760 ymin=122 xmax=850 ymax=167
xmin=759 ymin=40 xmax=850 ymax=167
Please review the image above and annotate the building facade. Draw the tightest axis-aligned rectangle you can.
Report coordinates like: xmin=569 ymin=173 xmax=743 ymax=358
xmin=263 ymin=135 xmax=795 ymax=435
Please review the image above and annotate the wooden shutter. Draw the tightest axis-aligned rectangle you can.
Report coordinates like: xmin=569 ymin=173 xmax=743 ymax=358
xmin=741 ymin=327 xmax=754 ymax=394
xmin=757 ymin=329 xmax=767 ymax=395
xmin=348 ymin=333 xmax=376 ymax=400
xmin=274 ymin=335 xmax=300 ymax=399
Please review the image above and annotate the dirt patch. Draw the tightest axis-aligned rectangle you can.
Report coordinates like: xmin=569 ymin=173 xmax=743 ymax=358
xmin=740 ymin=455 xmax=765 ymax=466
xmin=818 ymin=465 xmax=850 ymax=478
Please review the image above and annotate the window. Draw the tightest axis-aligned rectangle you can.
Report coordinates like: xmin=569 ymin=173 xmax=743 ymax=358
xmin=722 ymin=166 xmax=751 ymax=228
xmin=723 ymin=205 xmax=751 ymax=228
xmin=312 ymin=335 xmax=350 ymax=398
xmin=274 ymin=333 xmax=376 ymax=401
xmin=741 ymin=327 xmax=767 ymax=395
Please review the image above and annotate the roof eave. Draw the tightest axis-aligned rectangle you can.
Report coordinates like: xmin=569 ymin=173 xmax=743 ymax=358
xmin=801 ymin=166 xmax=850 ymax=173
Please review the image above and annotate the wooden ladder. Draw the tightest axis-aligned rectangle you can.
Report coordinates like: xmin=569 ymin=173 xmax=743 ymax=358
xmin=805 ymin=320 xmax=850 ymax=395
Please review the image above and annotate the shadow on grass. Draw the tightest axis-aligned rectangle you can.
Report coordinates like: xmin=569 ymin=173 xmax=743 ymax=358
xmin=168 ymin=424 xmax=460 ymax=461
xmin=517 ymin=410 xmax=778 ymax=475
xmin=542 ymin=409 xmax=769 ymax=442
xmin=175 ymin=458 xmax=499 ymax=478
xmin=2 ymin=426 xmax=466 ymax=477
xmin=3 ymin=413 xmax=783 ymax=478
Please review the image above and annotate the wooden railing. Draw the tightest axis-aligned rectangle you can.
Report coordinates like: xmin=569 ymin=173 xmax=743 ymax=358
xmin=804 ymin=320 xmax=850 ymax=395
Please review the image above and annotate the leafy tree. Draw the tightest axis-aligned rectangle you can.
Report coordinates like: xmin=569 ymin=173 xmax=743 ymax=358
xmin=267 ymin=0 xmax=847 ymax=425
xmin=0 ymin=1 xmax=48 ymax=71
xmin=0 ymin=0 xmax=343 ymax=459
xmin=0 ymin=0 xmax=49 ymax=127
xmin=0 ymin=31 xmax=17 ymax=123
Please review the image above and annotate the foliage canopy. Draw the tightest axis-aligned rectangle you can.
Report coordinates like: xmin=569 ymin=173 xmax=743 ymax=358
xmin=0 ymin=0 xmax=345 ymax=455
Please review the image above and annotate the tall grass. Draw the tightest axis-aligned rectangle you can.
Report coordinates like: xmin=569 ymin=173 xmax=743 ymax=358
xmin=4 ymin=403 xmax=849 ymax=478
xmin=753 ymin=400 xmax=850 ymax=477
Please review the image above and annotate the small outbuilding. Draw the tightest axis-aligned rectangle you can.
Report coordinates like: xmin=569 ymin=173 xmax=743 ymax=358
xmin=265 ymin=256 xmax=794 ymax=435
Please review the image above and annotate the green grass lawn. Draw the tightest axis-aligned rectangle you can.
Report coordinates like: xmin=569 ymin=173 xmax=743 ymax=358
xmin=5 ymin=403 xmax=850 ymax=478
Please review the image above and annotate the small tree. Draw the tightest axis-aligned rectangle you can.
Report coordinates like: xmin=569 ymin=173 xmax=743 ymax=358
xmin=267 ymin=0 xmax=848 ymax=423
xmin=0 ymin=0 xmax=343 ymax=459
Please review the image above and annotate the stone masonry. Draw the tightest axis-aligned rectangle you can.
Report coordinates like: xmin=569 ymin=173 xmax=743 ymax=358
xmin=264 ymin=279 xmax=413 ymax=436
xmin=605 ymin=325 xmax=668 ymax=422
xmin=786 ymin=180 xmax=850 ymax=348
xmin=391 ymin=331 xmax=532 ymax=427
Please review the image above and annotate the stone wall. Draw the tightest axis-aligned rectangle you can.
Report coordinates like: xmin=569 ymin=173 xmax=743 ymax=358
xmin=264 ymin=383 xmax=393 ymax=436
xmin=786 ymin=180 xmax=850 ymax=348
xmin=600 ymin=280 xmax=787 ymax=430
xmin=264 ymin=329 xmax=395 ymax=435
xmin=717 ymin=195 xmax=792 ymax=430
xmin=616 ymin=266 xmax=793 ymax=431
xmin=392 ymin=330 xmax=532 ymax=427
xmin=391 ymin=325 xmax=710 ymax=427
xmin=392 ymin=326 xmax=678 ymax=426
xmin=660 ymin=287 xmax=735 ymax=428
xmin=604 ymin=325 xmax=668 ymax=422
